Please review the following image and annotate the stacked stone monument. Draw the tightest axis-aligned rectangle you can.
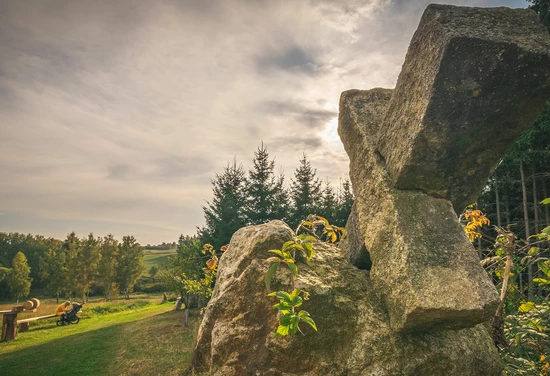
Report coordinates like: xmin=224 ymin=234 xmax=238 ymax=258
xmin=192 ymin=5 xmax=550 ymax=375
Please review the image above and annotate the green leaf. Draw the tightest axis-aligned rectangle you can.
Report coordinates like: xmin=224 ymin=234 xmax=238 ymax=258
xmin=496 ymin=236 xmax=508 ymax=244
xmin=281 ymin=241 xmax=296 ymax=253
xmin=275 ymin=324 xmax=290 ymax=337
xmin=275 ymin=302 xmax=293 ymax=312
xmin=297 ymin=234 xmax=316 ymax=243
xmin=298 ymin=310 xmax=310 ymax=318
xmin=300 ymin=315 xmax=318 ymax=331
xmin=526 ymin=320 xmax=544 ymax=331
xmin=302 ymin=242 xmax=315 ymax=261
xmin=532 ymin=278 xmax=550 ymax=285
xmin=286 ymin=261 xmax=298 ymax=278
xmin=265 ymin=262 xmax=279 ymax=292
xmin=289 ymin=315 xmax=300 ymax=334
xmin=540 ymin=198 xmax=550 ymax=205
xmin=279 ymin=313 xmax=294 ymax=326
xmin=288 ymin=289 xmax=300 ymax=298
xmin=528 ymin=247 xmax=539 ymax=256
xmin=539 ymin=261 xmax=550 ymax=277
xmin=284 ymin=243 xmax=303 ymax=254
xmin=518 ymin=302 xmax=536 ymax=313
xmin=268 ymin=249 xmax=285 ymax=258
xmin=290 ymin=295 xmax=303 ymax=308
xmin=274 ymin=291 xmax=292 ymax=304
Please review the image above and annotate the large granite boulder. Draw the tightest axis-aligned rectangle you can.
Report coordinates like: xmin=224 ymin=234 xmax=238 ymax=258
xmin=377 ymin=5 xmax=550 ymax=213
xmin=192 ymin=221 xmax=502 ymax=376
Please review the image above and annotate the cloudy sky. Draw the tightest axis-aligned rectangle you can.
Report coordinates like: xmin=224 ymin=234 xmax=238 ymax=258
xmin=0 ymin=0 xmax=530 ymax=245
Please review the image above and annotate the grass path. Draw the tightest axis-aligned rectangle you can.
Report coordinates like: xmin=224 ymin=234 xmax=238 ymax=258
xmin=0 ymin=302 xmax=197 ymax=376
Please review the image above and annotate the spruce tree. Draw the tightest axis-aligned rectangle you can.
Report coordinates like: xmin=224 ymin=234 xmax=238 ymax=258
xmin=245 ymin=143 xmax=278 ymax=225
xmin=528 ymin=0 xmax=549 ymax=31
xmin=336 ymin=179 xmax=354 ymax=226
xmin=289 ymin=153 xmax=322 ymax=228
xmin=318 ymin=180 xmax=338 ymax=222
xmin=200 ymin=159 xmax=248 ymax=249
xmin=272 ymin=169 xmax=291 ymax=222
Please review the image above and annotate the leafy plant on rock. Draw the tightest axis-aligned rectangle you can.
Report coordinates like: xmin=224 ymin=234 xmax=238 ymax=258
xmin=264 ymin=215 xmax=344 ymax=337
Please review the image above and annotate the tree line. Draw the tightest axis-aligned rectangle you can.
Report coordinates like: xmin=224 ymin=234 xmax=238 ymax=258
xmin=0 ymin=232 xmax=144 ymax=302
xmin=199 ymin=143 xmax=354 ymax=249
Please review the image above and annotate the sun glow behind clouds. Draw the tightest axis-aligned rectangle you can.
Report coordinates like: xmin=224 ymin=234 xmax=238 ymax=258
xmin=321 ymin=117 xmax=343 ymax=150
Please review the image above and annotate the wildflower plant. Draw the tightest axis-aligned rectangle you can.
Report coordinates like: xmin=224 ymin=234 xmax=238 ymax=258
xmin=264 ymin=215 xmax=344 ymax=338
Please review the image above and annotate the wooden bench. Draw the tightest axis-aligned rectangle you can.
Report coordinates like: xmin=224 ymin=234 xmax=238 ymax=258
xmin=17 ymin=314 xmax=57 ymax=332
xmin=1 ymin=298 xmax=42 ymax=341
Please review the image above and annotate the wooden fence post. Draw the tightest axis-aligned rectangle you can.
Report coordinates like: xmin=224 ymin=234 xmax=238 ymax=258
xmin=1 ymin=313 xmax=18 ymax=341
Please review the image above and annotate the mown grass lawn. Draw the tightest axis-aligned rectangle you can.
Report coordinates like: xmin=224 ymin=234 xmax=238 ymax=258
xmin=0 ymin=300 xmax=197 ymax=376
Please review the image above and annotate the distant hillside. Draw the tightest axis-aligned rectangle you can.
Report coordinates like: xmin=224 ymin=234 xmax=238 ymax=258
xmin=142 ymin=248 xmax=176 ymax=276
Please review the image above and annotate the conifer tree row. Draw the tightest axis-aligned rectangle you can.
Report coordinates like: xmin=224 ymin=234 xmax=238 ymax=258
xmin=199 ymin=144 xmax=355 ymax=249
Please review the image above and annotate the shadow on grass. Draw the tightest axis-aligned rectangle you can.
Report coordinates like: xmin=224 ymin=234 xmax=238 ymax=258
xmin=1 ymin=309 xmax=196 ymax=376
xmin=0 ymin=321 xmax=132 ymax=376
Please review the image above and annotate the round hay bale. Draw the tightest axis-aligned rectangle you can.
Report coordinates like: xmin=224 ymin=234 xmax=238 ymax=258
xmin=22 ymin=301 xmax=33 ymax=310
xmin=30 ymin=298 xmax=40 ymax=309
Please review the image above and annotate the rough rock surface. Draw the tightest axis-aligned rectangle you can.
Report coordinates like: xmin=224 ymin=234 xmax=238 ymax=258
xmin=339 ymin=202 xmax=371 ymax=270
xmin=339 ymin=89 xmax=499 ymax=332
xmin=193 ymin=221 xmax=502 ymax=376
xmin=377 ymin=4 xmax=550 ymax=213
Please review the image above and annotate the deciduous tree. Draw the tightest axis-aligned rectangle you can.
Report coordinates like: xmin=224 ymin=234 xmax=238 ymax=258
xmin=116 ymin=236 xmax=144 ymax=299
xmin=39 ymin=240 xmax=67 ymax=303
xmin=76 ymin=233 xmax=101 ymax=302
xmin=7 ymin=252 xmax=32 ymax=303
xmin=98 ymin=234 xmax=119 ymax=301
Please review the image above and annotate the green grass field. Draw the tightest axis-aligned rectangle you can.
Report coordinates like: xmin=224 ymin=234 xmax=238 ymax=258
xmin=142 ymin=249 xmax=176 ymax=276
xmin=0 ymin=299 xmax=197 ymax=376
